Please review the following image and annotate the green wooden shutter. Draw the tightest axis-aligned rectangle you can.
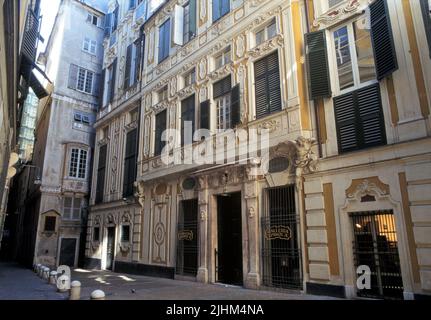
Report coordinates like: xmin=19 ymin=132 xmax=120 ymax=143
xmin=334 ymin=92 xmax=358 ymax=153
xmin=334 ymin=83 xmax=386 ymax=153
xmin=98 ymin=69 xmax=105 ymax=109
xmin=181 ymin=94 xmax=195 ymax=145
xmin=189 ymin=0 xmax=197 ymax=37
xmin=123 ymin=128 xmax=138 ymax=198
xmin=109 ymin=58 xmax=117 ymax=103
xmin=213 ymin=75 xmax=231 ymax=98
xmin=200 ymin=100 xmax=210 ymax=130
xmin=104 ymin=13 xmax=112 ymax=38
xmin=155 ymin=110 xmax=167 ymax=156
xmin=231 ymin=84 xmax=241 ymax=127
xmin=96 ymin=145 xmax=107 ymax=204
xmin=370 ymin=0 xmax=398 ymax=80
xmin=305 ymin=30 xmax=331 ymax=99
xmin=356 ymin=84 xmax=386 ymax=147
xmin=124 ymin=44 xmax=133 ymax=89
xmin=420 ymin=0 xmax=431 ymax=58
xmin=254 ymin=52 xmax=281 ymax=118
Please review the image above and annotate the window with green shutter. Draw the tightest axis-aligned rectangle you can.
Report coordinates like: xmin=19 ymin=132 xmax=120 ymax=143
xmin=254 ymin=52 xmax=282 ymax=119
xmin=96 ymin=144 xmax=107 ymax=204
xmin=334 ymin=83 xmax=386 ymax=153
xmin=158 ymin=19 xmax=171 ymax=63
xmin=154 ymin=110 xmax=167 ymax=156
xmin=181 ymin=95 xmax=195 ymax=146
xmin=123 ymin=128 xmax=138 ymax=198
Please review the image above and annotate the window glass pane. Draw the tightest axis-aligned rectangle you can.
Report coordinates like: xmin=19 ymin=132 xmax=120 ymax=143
xmin=354 ymin=17 xmax=376 ymax=84
xmin=256 ymin=29 xmax=264 ymax=46
xmin=334 ymin=26 xmax=354 ymax=90
xmin=216 ymin=94 xmax=231 ymax=130
xmin=77 ymin=69 xmax=86 ymax=91
xmin=69 ymin=149 xmax=79 ymax=177
xmin=215 ymin=54 xmax=223 ymax=69
xmin=267 ymin=21 xmax=277 ymax=39
xmin=224 ymin=47 xmax=231 ymax=65
xmin=78 ymin=150 xmax=87 ymax=178
xmin=85 ymin=71 xmax=94 ymax=93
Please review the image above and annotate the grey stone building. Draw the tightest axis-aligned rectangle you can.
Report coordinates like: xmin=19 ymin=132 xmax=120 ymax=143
xmin=26 ymin=0 xmax=107 ymax=268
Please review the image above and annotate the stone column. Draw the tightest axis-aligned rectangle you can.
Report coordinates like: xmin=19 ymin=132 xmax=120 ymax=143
xmin=196 ymin=175 xmax=209 ymax=283
xmin=244 ymin=168 xmax=260 ymax=289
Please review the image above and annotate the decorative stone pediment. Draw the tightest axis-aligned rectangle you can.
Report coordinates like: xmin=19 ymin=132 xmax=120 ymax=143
xmin=346 ymin=177 xmax=390 ymax=199
xmin=313 ymin=0 xmax=364 ymax=29
xmin=247 ymin=34 xmax=284 ymax=58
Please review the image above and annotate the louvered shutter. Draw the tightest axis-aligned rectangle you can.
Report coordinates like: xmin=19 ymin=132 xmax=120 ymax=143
xmin=93 ymin=73 xmax=101 ymax=97
xmin=254 ymin=52 xmax=281 ymax=119
xmin=212 ymin=0 xmax=220 ymax=22
xmin=98 ymin=69 xmax=105 ymax=109
xmin=334 ymin=92 xmax=358 ymax=152
xmin=68 ymin=64 xmax=78 ymax=89
xmin=356 ymin=84 xmax=386 ymax=147
xmin=213 ymin=75 xmax=231 ymax=98
xmin=135 ymin=36 xmax=143 ymax=82
xmin=231 ymin=84 xmax=240 ymax=127
xmin=420 ymin=0 xmax=431 ymax=58
xmin=96 ymin=145 xmax=107 ymax=204
xmin=267 ymin=53 xmax=281 ymax=114
xmin=305 ymin=30 xmax=332 ymax=99
xmin=370 ymin=0 xmax=398 ymax=80
xmin=123 ymin=128 xmax=137 ymax=198
xmin=104 ymin=13 xmax=112 ymax=38
xmin=200 ymin=100 xmax=210 ymax=130
xmin=109 ymin=58 xmax=117 ymax=103
xmin=189 ymin=0 xmax=197 ymax=37
xmin=181 ymin=95 xmax=195 ymax=145
xmin=155 ymin=110 xmax=167 ymax=156
xmin=334 ymin=83 xmax=386 ymax=153
xmin=129 ymin=0 xmax=136 ymax=10
xmin=124 ymin=44 xmax=133 ymax=89
xmin=112 ymin=6 xmax=119 ymax=32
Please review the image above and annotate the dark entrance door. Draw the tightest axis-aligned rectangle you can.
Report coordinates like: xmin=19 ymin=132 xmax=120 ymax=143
xmin=176 ymin=199 xmax=199 ymax=276
xmin=217 ymin=192 xmax=243 ymax=285
xmin=106 ymin=227 xmax=116 ymax=270
xmin=351 ymin=211 xmax=403 ymax=299
xmin=59 ymin=238 xmax=77 ymax=267
xmin=262 ymin=186 xmax=302 ymax=289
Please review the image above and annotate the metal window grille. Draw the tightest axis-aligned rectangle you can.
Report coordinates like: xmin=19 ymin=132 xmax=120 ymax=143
xmin=261 ymin=185 xmax=302 ymax=290
xmin=351 ymin=210 xmax=404 ymax=299
xmin=176 ymin=199 xmax=199 ymax=276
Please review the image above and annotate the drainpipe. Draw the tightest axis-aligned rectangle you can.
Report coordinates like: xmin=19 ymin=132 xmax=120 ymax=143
xmin=304 ymin=0 xmax=323 ymax=158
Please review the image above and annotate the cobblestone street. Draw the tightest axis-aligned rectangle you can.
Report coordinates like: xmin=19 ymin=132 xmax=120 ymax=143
xmin=0 ymin=262 xmax=340 ymax=300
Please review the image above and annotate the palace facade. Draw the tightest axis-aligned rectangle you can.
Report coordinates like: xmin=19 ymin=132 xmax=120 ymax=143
xmin=86 ymin=0 xmax=431 ymax=300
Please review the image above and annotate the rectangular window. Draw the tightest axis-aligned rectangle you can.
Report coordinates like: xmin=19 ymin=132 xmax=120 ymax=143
xmin=212 ymin=0 xmax=230 ymax=22
xmin=87 ymin=13 xmax=100 ymax=27
xmin=154 ymin=110 xmax=167 ymax=156
xmin=333 ymin=15 xmax=376 ymax=92
xmin=121 ymin=225 xmax=130 ymax=242
xmin=69 ymin=148 xmax=87 ymax=179
xmin=93 ymin=227 xmax=100 ymax=241
xmin=183 ymin=68 xmax=196 ymax=87
xmin=63 ymin=197 xmax=82 ymax=220
xmin=255 ymin=19 xmax=277 ymax=47
xmin=213 ymin=76 xmax=232 ymax=130
xmin=328 ymin=0 xmax=343 ymax=8
xmin=74 ymin=112 xmax=91 ymax=126
xmin=181 ymin=95 xmax=195 ymax=146
xmin=158 ymin=19 xmax=171 ymax=63
xmin=254 ymin=52 xmax=282 ymax=119
xmin=214 ymin=46 xmax=231 ymax=70
xmin=96 ymin=144 xmax=107 ymax=204
xmin=183 ymin=0 xmax=196 ymax=43
xmin=123 ymin=128 xmax=138 ymax=198
xmin=83 ymin=38 xmax=97 ymax=55
xmin=76 ymin=67 xmax=95 ymax=94
xmin=334 ymin=83 xmax=386 ymax=153
xmin=44 ymin=216 xmax=56 ymax=232
xmin=158 ymin=86 xmax=168 ymax=103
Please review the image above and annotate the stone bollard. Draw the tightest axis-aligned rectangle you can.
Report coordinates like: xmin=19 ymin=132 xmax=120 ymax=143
xmin=69 ymin=281 xmax=81 ymax=300
xmin=49 ymin=271 xmax=58 ymax=285
xmin=34 ymin=264 xmax=40 ymax=273
xmin=38 ymin=266 xmax=45 ymax=278
xmin=43 ymin=267 xmax=50 ymax=281
xmin=90 ymin=290 xmax=105 ymax=300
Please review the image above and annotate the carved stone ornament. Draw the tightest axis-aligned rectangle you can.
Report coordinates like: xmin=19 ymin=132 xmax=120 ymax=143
xmin=313 ymin=0 xmax=363 ymax=29
xmin=134 ymin=181 xmax=145 ymax=208
xmin=346 ymin=177 xmax=390 ymax=199
xmin=295 ymin=136 xmax=318 ymax=175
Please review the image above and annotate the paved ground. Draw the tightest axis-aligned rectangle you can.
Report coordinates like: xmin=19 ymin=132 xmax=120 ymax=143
xmin=0 ymin=262 xmax=67 ymax=300
xmin=0 ymin=262 xmax=340 ymax=300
